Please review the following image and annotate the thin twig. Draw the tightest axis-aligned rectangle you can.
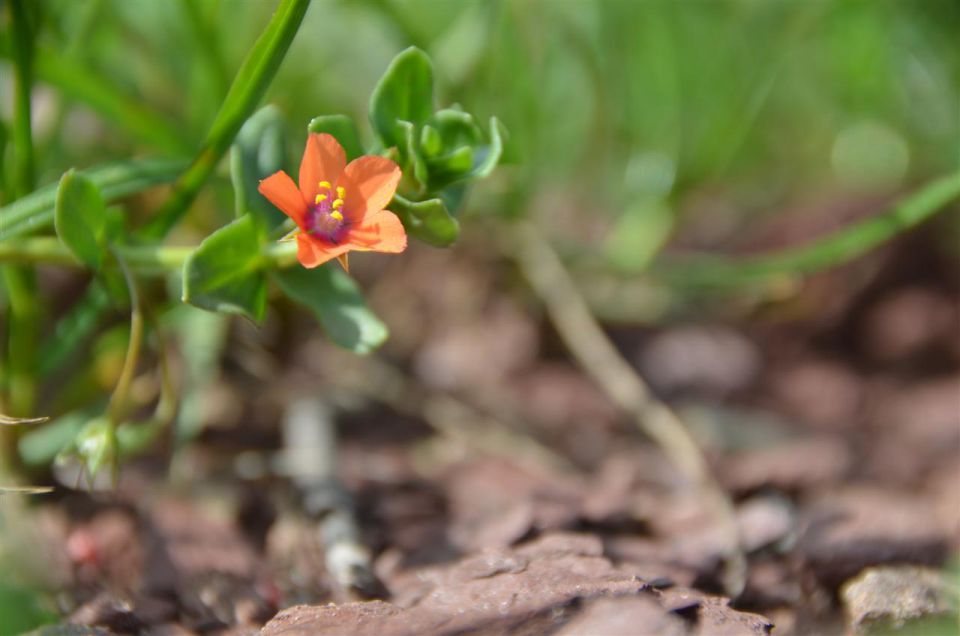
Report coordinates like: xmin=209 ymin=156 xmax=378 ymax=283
xmin=510 ymin=220 xmax=746 ymax=596
xmin=283 ymin=398 xmax=380 ymax=597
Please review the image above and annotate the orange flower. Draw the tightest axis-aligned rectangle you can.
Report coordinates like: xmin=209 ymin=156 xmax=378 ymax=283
xmin=258 ymin=133 xmax=406 ymax=270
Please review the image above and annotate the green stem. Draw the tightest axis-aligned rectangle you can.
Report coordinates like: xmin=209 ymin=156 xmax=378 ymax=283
xmin=0 ymin=238 xmax=77 ymax=266
xmin=143 ymin=0 xmax=311 ymax=238
xmin=117 ymin=315 xmax=178 ymax=458
xmin=106 ymin=252 xmax=143 ymax=428
xmin=0 ymin=236 xmax=297 ymax=272
xmin=651 ymin=171 xmax=960 ymax=286
xmin=8 ymin=0 xmax=35 ymax=197
xmin=2 ymin=0 xmax=39 ymax=477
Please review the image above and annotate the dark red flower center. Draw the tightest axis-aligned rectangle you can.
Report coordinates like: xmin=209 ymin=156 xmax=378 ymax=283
xmin=305 ymin=182 xmax=349 ymax=243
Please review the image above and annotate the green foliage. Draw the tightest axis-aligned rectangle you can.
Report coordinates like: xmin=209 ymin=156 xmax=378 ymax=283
xmin=54 ymin=170 xmax=108 ymax=269
xmin=274 ymin=265 xmax=389 ymax=355
xmin=391 ymin=194 xmax=459 ymax=247
xmin=309 ymin=114 xmax=364 ymax=161
xmin=0 ymin=157 xmax=186 ymax=241
xmin=72 ymin=416 xmax=118 ymax=485
xmin=231 ymin=105 xmax=289 ymax=227
xmin=0 ymin=580 xmax=55 ymax=636
xmin=370 ymin=46 xmax=435 ymax=149
xmin=182 ymin=215 xmax=267 ymax=323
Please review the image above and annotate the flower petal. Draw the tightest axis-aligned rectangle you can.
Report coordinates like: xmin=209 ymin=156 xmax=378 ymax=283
xmin=295 ymin=233 xmax=352 ymax=269
xmin=300 ymin=133 xmax=346 ymax=203
xmin=338 ymin=156 xmax=401 ymax=223
xmin=259 ymin=171 xmax=307 ymax=227
xmin=346 ymin=210 xmax=407 ymax=253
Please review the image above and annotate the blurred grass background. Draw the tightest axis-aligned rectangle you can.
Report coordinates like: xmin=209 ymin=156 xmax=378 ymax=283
xmin=10 ymin=0 xmax=957 ymax=238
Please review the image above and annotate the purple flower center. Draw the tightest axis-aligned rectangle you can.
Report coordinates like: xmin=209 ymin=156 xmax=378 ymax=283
xmin=305 ymin=184 xmax=349 ymax=243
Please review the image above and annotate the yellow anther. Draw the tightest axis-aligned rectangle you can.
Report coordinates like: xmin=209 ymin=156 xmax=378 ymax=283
xmin=332 ymin=198 xmax=344 ymax=209
xmin=318 ymin=180 xmax=331 ymax=190
xmin=315 ymin=194 xmax=327 ymax=204
xmin=330 ymin=210 xmax=344 ymax=222
xmin=336 ymin=186 xmax=345 ymax=198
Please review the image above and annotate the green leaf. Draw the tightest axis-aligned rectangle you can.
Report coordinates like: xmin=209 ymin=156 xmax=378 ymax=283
xmin=274 ymin=265 xmax=388 ymax=354
xmin=370 ymin=46 xmax=434 ymax=148
xmin=182 ymin=215 xmax=267 ymax=323
xmin=431 ymin=108 xmax=482 ymax=148
xmin=308 ymin=114 xmax=364 ymax=161
xmin=420 ymin=124 xmax=442 ymax=157
xmin=467 ymin=116 xmax=507 ymax=180
xmin=426 ymin=146 xmax=474 ymax=189
xmin=391 ymin=193 xmax=459 ymax=247
xmin=19 ymin=408 xmax=94 ymax=467
xmin=0 ymin=156 xmax=187 ymax=241
xmin=396 ymin=119 xmax=429 ymax=186
xmin=54 ymin=169 xmax=108 ymax=269
xmin=231 ymin=104 xmax=289 ymax=227
xmin=74 ymin=416 xmax=118 ymax=484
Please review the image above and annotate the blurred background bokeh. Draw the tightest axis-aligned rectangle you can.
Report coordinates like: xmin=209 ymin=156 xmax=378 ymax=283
xmin=17 ymin=0 xmax=960 ymax=252
xmin=2 ymin=0 xmax=959 ymax=633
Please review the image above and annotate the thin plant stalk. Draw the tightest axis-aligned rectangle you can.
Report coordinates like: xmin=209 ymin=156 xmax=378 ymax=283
xmin=512 ymin=220 xmax=747 ymax=597
xmin=143 ymin=0 xmax=311 ymax=238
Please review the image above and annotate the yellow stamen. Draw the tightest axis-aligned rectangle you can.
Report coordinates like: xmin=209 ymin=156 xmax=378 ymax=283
xmin=336 ymin=186 xmax=345 ymax=198
xmin=315 ymin=194 xmax=327 ymax=204
xmin=330 ymin=210 xmax=344 ymax=222
xmin=318 ymin=180 xmax=331 ymax=190
xmin=332 ymin=198 xmax=344 ymax=209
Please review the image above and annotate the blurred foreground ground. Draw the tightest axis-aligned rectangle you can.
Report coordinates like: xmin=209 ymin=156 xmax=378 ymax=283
xmin=7 ymin=206 xmax=958 ymax=635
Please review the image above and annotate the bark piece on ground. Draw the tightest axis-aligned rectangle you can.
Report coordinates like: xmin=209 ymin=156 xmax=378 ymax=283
xmin=721 ymin=435 xmax=852 ymax=496
xmin=554 ymin=596 xmax=686 ymax=636
xmin=798 ymin=487 xmax=950 ymax=590
xmin=840 ymin=565 xmax=957 ymax=634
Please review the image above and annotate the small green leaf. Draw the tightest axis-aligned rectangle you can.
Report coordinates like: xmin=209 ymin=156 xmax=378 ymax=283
xmin=54 ymin=169 xmax=108 ymax=268
xmin=273 ymin=265 xmax=388 ymax=354
xmin=467 ymin=116 xmax=507 ymax=180
xmin=427 ymin=146 xmax=475 ymax=189
xmin=431 ymin=108 xmax=482 ymax=148
xmin=370 ymin=47 xmax=434 ymax=148
xmin=182 ymin=215 xmax=267 ymax=323
xmin=397 ymin=119 xmax=429 ymax=186
xmin=420 ymin=124 xmax=442 ymax=158
xmin=74 ymin=416 xmax=118 ymax=484
xmin=231 ymin=105 xmax=289 ymax=227
xmin=391 ymin=194 xmax=459 ymax=247
xmin=19 ymin=408 xmax=93 ymax=467
xmin=308 ymin=114 xmax=364 ymax=161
